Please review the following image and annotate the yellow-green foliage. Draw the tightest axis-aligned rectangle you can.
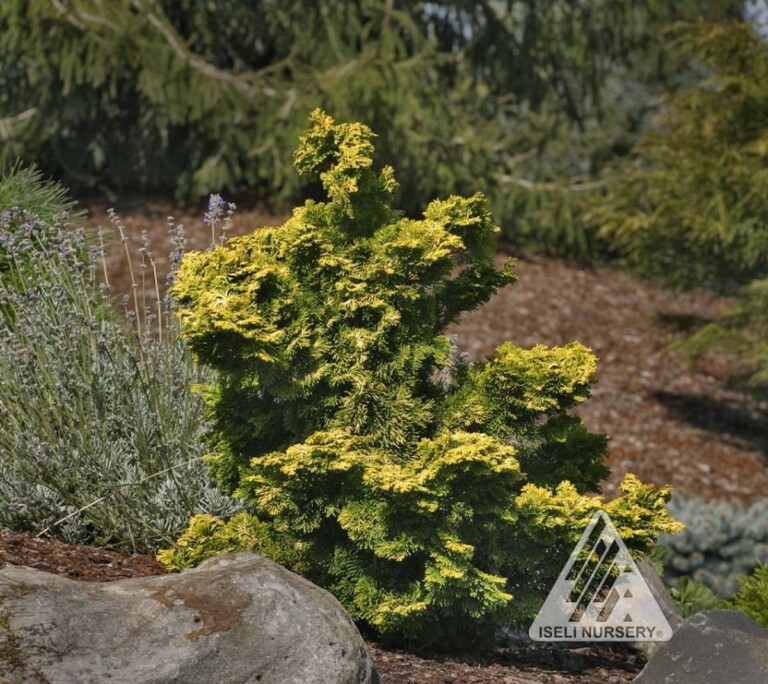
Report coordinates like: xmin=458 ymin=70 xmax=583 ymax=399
xmin=730 ymin=563 xmax=768 ymax=629
xmin=161 ymin=110 xmax=682 ymax=649
xmin=156 ymin=512 xmax=305 ymax=573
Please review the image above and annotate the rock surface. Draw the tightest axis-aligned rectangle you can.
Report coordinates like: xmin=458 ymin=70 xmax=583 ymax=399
xmin=0 ymin=552 xmax=379 ymax=684
xmin=633 ymin=609 xmax=768 ymax=683
xmin=633 ymin=557 xmax=683 ymax=658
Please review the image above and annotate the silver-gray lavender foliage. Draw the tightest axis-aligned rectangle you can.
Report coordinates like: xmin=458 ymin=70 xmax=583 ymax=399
xmin=0 ymin=199 xmax=239 ymax=553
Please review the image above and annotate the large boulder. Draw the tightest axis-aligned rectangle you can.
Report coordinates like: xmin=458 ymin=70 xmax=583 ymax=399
xmin=633 ymin=557 xmax=684 ymax=658
xmin=634 ymin=609 xmax=768 ymax=683
xmin=0 ymin=552 xmax=379 ymax=684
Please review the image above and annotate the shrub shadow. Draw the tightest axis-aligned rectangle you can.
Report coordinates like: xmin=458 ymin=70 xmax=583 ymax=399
xmin=654 ymin=390 xmax=768 ymax=456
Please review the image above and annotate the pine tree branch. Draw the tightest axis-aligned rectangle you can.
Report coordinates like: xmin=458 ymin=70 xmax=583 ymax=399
xmin=48 ymin=0 xmax=124 ymax=31
xmin=48 ymin=0 xmax=86 ymax=30
xmin=132 ymin=0 xmax=280 ymax=98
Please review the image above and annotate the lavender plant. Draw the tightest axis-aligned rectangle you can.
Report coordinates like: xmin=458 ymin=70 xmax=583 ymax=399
xmin=0 ymin=170 xmax=238 ymax=552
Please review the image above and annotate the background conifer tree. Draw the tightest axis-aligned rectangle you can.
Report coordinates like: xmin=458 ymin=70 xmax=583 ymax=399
xmin=593 ymin=20 xmax=768 ymax=393
xmin=0 ymin=1 xmax=742 ymax=257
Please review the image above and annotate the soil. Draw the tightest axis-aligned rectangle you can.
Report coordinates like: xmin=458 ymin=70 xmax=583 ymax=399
xmin=20 ymin=195 xmax=758 ymax=681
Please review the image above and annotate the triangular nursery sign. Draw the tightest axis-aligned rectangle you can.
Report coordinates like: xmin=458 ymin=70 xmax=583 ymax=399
xmin=529 ymin=510 xmax=672 ymax=642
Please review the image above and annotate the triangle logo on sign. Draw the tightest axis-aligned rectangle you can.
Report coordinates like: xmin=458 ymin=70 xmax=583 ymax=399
xmin=529 ymin=510 xmax=672 ymax=642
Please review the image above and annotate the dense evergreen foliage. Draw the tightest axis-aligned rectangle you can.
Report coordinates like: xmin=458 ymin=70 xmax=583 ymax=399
xmin=0 ymin=1 xmax=741 ymax=256
xmin=594 ymin=20 xmax=768 ymax=292
xmin=158 ymin=111 xmax=682 ymax=649
xmin=730 ymin=563 xmax=768 ymax=628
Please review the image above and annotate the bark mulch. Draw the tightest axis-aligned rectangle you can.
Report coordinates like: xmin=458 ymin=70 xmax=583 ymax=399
xmin=369 ymin=641 xmax=644 ymax=683
xmin=0 ymin=527 xmax=166 ymax=582
xmin=448 ymin=252 xmax=768 ymax=505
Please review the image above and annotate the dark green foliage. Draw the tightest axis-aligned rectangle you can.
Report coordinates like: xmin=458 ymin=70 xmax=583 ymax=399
xmin=0 ymin=1 xmax=741 ymax=258
xmin=158 ymin=111 xmax=682 ymax=650
xmin=659 ymin=497 xmax=768 ymax=598
xmin=669 ymin=577 xmax=727 ymax=618
xmin=593 ymin=20 xmax=768 ymax=292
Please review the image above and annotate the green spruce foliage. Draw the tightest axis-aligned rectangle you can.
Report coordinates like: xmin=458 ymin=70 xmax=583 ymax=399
xmin=158 ymin=111 xmax=682 ymax=649
xmin=593 ymin=20 xmax=768 ymax=292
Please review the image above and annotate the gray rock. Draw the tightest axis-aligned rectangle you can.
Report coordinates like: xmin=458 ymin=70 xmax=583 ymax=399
xmin=0 ymin=552 xmax=379 ymax=684
xmin=633 ymin=557 xmax=684 ymax=658
xmin=633 ymin=609 xmax=768 ymax=684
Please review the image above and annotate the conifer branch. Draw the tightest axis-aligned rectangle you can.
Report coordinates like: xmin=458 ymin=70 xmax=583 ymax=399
xmin=131 ymin=0 xmax=279 ymax=98
xmin=0 ymin=108 xmax=37 ymax=141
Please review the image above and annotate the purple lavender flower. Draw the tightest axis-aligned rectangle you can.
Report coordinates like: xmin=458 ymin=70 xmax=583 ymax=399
xmin=203 ymin=193 xmax=225 ymax=227
xmin=203 ymin=193 xmax=229 ymax=249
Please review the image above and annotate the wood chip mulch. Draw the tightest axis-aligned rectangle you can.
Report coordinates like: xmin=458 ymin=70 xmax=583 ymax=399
xmin=369 ymin=641 xmax=644 ymax=683
xmin=0 ymin=527 xmax=166 ymax=582
xmin=448 ymin=251 xmax=768 ymax=505
xmin=86 ymin=199 xmax=768 ymax=505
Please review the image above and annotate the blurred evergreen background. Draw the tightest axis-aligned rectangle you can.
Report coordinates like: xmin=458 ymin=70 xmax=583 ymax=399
xmin=4 ymin=0 xmax=768 ymax=384
xmin=0 ymin=0 xmax=750 ymax=260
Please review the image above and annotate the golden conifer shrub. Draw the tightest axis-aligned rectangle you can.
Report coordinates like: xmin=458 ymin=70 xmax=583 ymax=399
xmin=158 ymin=111 xmax=682 ymax=649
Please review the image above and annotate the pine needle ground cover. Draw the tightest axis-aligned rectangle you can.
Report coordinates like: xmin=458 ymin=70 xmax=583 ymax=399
xmin=158 ymin=111 xmax=681 ymax=649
